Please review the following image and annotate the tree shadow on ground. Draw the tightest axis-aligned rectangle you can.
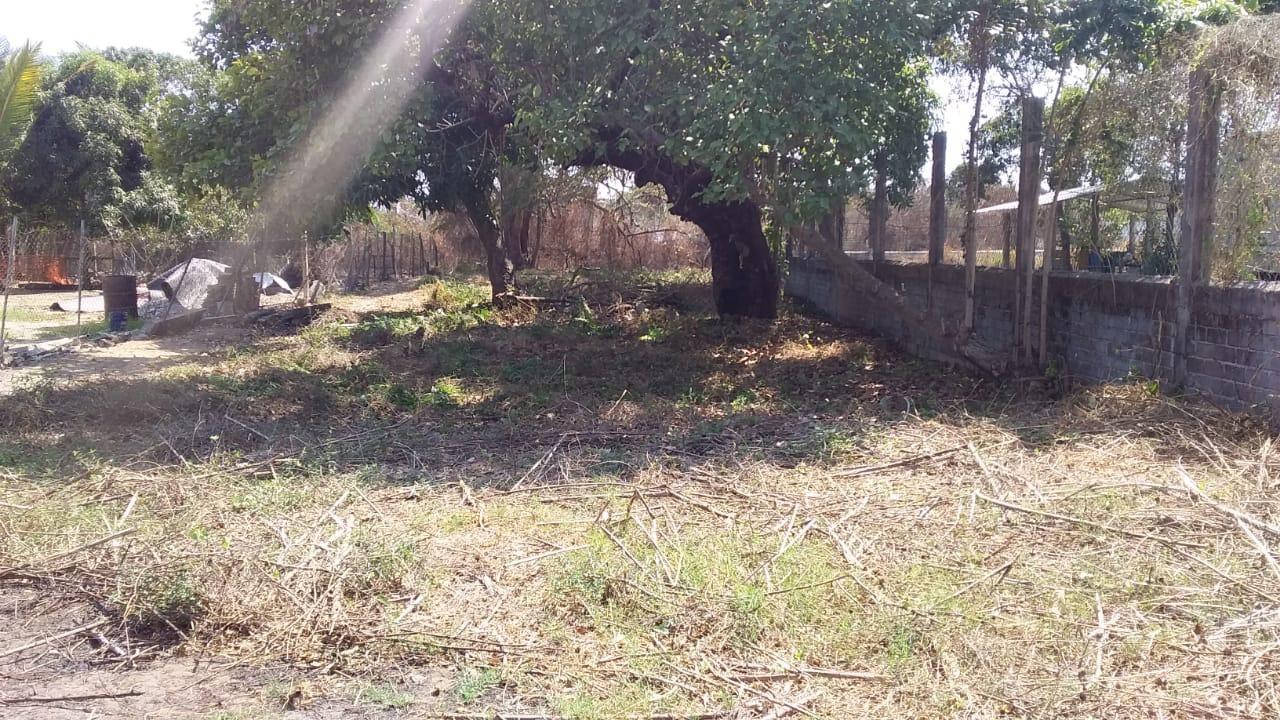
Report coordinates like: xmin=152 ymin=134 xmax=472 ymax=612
xmin=0 ymin=272 xmax=1252 ymax=489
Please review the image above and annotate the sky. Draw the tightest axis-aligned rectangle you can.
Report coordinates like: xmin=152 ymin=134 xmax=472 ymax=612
xmin=1 ymin=0 xmax=976 ymax=171
xmin=0 ymin=0 xmax=205 ymax=57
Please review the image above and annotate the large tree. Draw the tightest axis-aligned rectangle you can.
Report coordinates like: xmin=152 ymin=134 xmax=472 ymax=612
xmin=183 ymin=1 xmax=950 ymax=317
xmin=492 ymin=0 xmax=944 ymax=317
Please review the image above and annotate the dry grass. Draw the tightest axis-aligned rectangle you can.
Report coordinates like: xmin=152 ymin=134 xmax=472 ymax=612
xmin=1 ymin=271 xmax=1278 ymax=719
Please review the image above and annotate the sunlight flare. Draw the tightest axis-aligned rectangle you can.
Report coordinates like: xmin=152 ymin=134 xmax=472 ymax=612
xmin=253 ymin=0 xmax=472 ymax=239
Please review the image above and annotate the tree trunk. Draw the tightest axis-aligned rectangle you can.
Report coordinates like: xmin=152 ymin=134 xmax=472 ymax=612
xmin=588 ymin=136 xmax=780 ymax=319
xmin=963 ymin=61 xmax=989 ymax=334
xmin=684 ymin=199 xmax=780 ymax=319
xmin=503 ymin=207 xmax=535 ymax=270
xmin=467 ymin=200 xmax=516 ymax=302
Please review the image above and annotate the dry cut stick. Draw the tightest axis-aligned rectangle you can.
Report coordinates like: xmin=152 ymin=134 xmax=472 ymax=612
xmin=761 ymin=690 xmax=824 ymax=720
xmin=975 ymin=493 xmax=1206 ymax=549
xmin=1176 ymin=467 xmax=1280 ymax=539
xmin=0 ymin=528 xmax=136 ymax=580
xmin=0 ymin=619 xmax=108 ymax=660
xmin=731 ymin=668 xmax=885 ymax=682
xmin=1236 ymin=518 xmax=1280 ymax=585
xmin=1 ymin=690 xmax=143 ymax=704
xmin=925 ymin=560 xmax=1016 ymax=612
xmin=422 ymin=707 xmax=732 ymax=712
xmin=1166 ymin=545 xmax=1280 ymax=604
xmin=509 ymin=434 xmax=569 ymax=492
xmin=506 ymin=544 xmax=589 ymax=568
xmin=831 ymin=438 xmax=1018 ymax=479
xmin=707 ymin=669 xmax=822 ymax=720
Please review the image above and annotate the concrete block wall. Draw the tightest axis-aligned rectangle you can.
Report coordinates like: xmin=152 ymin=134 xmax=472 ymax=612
xmin=787 ymin=257 xmax=1280 ymax=412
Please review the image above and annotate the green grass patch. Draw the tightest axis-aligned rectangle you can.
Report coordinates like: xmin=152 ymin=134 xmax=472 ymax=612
xmin=546 ymin=524 xmax=850 ymax=655
xmin=455 ymin=666 xmax=503 ymax=702
xmin=354 ymin=683 xmax=415 ymax=710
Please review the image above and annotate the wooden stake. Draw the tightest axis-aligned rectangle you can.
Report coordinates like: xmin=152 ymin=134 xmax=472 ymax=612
xmin=297 ymin=233 xmax=311 ymax=308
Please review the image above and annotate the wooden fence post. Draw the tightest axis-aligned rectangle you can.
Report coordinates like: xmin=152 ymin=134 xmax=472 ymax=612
xmin=820 ymin=197 xmax=846 ymax=249
xmin=0 ymin=218 xmax=16 ymax=359
xmin=1174 ymin=67 xmax=1222 ymax=387
xmin=76 ymin=220 xmax=87 ymax=327
xmin=1016 ymin=97 xmax=1045 ymax=365
xmin=928 ymin=132 xmax=947 ymax=309
xmin=963 ymin=200 xmax=979 ymax=335
xmin=386 ymin=229 xmax=396 ymax=278
xmin=365 ymin=238 xmax=373 ymax=287
xmin=380 ymin=231 xmax=389 ymax=280
xmin=870 ymin=166 xmax=888 ymax=270
xmin=1001 ymin=214 xmax=1013 ymax=269
xmin=1038 ymin=202 xmax=1058 ymax=367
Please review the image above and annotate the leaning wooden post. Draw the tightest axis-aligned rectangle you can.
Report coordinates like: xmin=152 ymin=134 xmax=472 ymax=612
xmin=1174 ymin=67 xmax=1222 ymax=387
xmin=1016 ymin=97 xmax=1045 ymax=366
xmin=928 ymin=132 xmax=947 ymax=308
xmin=75 ymin=219 xmax=87 ymax=328
xmin=1 ymin=218 xmax=18 ymax=360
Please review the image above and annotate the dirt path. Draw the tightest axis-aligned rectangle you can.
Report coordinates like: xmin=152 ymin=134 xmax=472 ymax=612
xmin=0 ymin=325 xmax=243 ymax=397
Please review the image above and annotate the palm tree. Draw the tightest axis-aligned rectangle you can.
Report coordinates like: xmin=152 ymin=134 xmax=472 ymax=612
xmin=0 ymin=40 xmax=41 ymax=164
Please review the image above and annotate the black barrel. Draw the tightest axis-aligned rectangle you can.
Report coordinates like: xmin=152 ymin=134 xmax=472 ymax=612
xmin=102 ymin=275 xmax=139 ymax=320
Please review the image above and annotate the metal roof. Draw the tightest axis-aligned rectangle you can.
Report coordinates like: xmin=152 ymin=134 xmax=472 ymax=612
xmin=974 ymin=185 xmax=1103 ymax=214
xmin=974 ymin=184 xmax=1171 ymax=215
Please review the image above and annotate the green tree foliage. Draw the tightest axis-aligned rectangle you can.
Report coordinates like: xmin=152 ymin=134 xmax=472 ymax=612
xmin=0 ymin=40 xmax=42 ymax=180
xmin=492 ymin=0 xmax=949 ymax=316
xmin=180 ymin=0 xmax=526 ymax=295
xmin=182 ymin=1 xmax=957 ymax=316
xmin=2 ymin=48 xmax=195 ymax=234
